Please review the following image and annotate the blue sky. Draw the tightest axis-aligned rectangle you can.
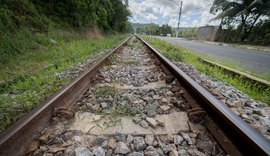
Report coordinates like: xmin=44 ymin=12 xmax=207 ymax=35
xmin=128 ymin=0 xmax=220 ymax=27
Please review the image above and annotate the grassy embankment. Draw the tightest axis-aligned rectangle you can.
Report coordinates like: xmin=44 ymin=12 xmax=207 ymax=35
xmin=142 ymin=36 xmax=270 ymax=105
xmin=0 ymin=31 xmax=129 ymax=132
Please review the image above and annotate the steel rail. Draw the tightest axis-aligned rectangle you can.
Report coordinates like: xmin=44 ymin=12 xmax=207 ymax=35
xmin=0 ymin=36 xmax=132 ymax=156
xmin=136 ymin=35 xmax=270 ymax=155
xmin=1 ymin=35 xmax=270 ymax=155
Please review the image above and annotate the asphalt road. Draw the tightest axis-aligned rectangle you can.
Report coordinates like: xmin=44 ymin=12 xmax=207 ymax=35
xmin=159 ymin=37 xmax=270 ymax=76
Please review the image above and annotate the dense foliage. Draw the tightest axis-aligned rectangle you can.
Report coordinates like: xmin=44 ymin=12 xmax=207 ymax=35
xmin=210 ymin=0 xmax=270 ymax=45
xmin=0 ymin=0 xmax=131 ymax=63
xmin=132 ymin=23 xmax=172 ymax=36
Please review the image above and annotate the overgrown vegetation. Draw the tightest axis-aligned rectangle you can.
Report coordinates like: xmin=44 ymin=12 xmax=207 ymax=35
xmin=0 ymin=0 xmax=131 ymax=132
xmin=124 ymin=59 xmax=140 ymax=65
xmin=132 ymin=23 xmax=172 ymax=36
xmin=210 ymin=0 xmax=270 ymax=45
xmin=94 ymin=86 xmax=118 ymax=98
xmin=109 ymin=52 xmax=140 ymax=65
xmin=132 ymin=23 xmax=198 ymax=38
xmin=0 ymin=33 xmax=128 ymax=132
xmin=0 ymin=0 xmax=131 ymax=63
xmin=142 ymin=36 xmax=270 ymax=105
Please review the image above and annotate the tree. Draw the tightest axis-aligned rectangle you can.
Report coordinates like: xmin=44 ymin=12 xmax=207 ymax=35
xmin=210 ymin=0 xmax=270 ymax=41
xmin=159 ymin=24 xmax=172 ymax=36
xmin=110 ymin=0 xmax=131 ymax=32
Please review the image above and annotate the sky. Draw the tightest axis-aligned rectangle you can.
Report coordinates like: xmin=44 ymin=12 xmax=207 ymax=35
xmin=128 ymin=0 xmax=221 ymax=28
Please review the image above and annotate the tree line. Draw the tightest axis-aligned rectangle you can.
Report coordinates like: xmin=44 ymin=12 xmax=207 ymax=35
xmin=0 ymin=0 xmax=131 ymax=62
xmin=0 ymin=0 xmax=131 ymax=33
xmin=132 ymin=23 xmax=173 ymax=36
xmin=211 ymin=0 xmax=270 ymax=45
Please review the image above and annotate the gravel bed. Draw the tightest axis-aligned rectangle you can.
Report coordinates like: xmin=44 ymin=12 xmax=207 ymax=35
xmin=174 ymin=62 xmax=270 ymax=140
xmin=30 ymin=130 xmax=223 ymax=156
xmin=28 ymin=37 xmax=225 ymax=156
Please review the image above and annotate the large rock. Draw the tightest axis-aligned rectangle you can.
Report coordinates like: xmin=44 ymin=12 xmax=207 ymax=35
xmin=133 ymin=137 xmax=146 ymax=151
xmin=159 ymin=143 xmax=170 ymax=154
xmin=114 ymin=142 xmax=131 ymax=155
xmin=140 ymin=120 xmax=149 ymax=128
xmin=187 ymin=149 xmax=205 ymax=156
xmin=166 ymin=91 xmax=174 ymax=96
xmin=156 ymin=148 xmax=165 ymax=156
xmin=167 ymin=144 xmax=177 ymax=151
xmin=127 ymin=134 xmax=134 ymax=144
xmin=133 ymin=116 xmax=141 ymax=124
xmin=196 ymin=139 xmax=215 ymax=154
xmin=101 ymin=102 xmax=108 ymax=109
xmin=96 ymin=136 xmax=107 ymax=145
xmin=161 ymin=98 xmax=168 ymax=104
xmin=169 ymin=150 xmax=178 ymax=156
xmin=127 ymin=152 xmax=144 ymax=156
xmin=106 ymin=149 xmax=113 ymax=156
xmin=178 ymin=149 xmax=189 ymax=156
xmin=171 ymin=86 xmax=181 ymax=93
xmin=174 ymin=135 xmax=183 ymax=145
xmin=114 ymin=132 xmax=126 ymax=142
xmin=146 ymin=146 xmax=156 ymax=151
xmin=146 ymin=117 xmax=158 ymax=128
xmin=167 ymin=134 xmax=174 ymax=143
xmin=75 ymin=147 xmax=91 ymax=156
xmin=145 ymin=135 xmax=155 ymax=145
xmin=181 ymin=132 xmax=193 ymax=145
xmin=165 ymin=76 xmax=175 ymax=84
xmin=147 ymin=110 xmax=157 ymax=117
xmin=108 ymin=138 xmax=117 ymax=149
xmin=160 ymin=105 xmax=170 ymax=112
xmin=144 ymin=150 xmax=159 ymax=156
xmin=93 ymin=147 xmax=105 ymax=156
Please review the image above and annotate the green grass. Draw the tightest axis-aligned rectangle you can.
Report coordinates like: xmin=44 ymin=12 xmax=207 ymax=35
xmin=127 ymin=41 xmax=143 ymax=49
xmin=141 ymin=36 xmax=270 ymax=105
xmin=109 ymin=53 xmax=140 ymax=65
xmin=0 ymin=32 xmax=129 ymax=132
xmin=124 ymin=59 xmax=140 ymax=65
xmin=94 ymin=86 xmax=118 ymax=98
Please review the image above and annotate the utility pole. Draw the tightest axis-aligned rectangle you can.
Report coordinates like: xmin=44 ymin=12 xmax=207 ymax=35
xmin=176 ymin=1 xmax=183 ymax=38
xmin=169 ymin=0 xmax=183 ymax=38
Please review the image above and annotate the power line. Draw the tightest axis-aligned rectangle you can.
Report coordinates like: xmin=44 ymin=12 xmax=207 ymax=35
xmin=181 ymin=3 xmax=213 ymax=14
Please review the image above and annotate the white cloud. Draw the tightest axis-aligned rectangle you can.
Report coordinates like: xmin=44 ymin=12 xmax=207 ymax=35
xmin=144 ymin=14 xmax=158 ymax=21
xmin=168 ymin=18 xmax=177 ymax=27
xmin=129 ymin=0 xmax=220 ymax=27
xmin=189 ymin=10 xmax=221 ymax=27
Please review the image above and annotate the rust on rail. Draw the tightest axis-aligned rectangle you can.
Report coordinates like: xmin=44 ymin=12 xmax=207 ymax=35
xmin=136 ymin=35 xmax=270 ymax=155
xmin=0 ymin=37 xmax=132 ymax=156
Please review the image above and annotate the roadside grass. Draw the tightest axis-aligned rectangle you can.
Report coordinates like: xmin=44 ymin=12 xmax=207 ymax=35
xmin=0 ymin=32 xmax=129 ymax=132
xmin=160 ymin=38 xmax=270 ymax=81
xmin=198 ymin=54 xmax=270 ymax=82
xmin=230 ymin=43 xmax=270 ymax=53
xmin=142 ymin=36 xmax=270 ymax=105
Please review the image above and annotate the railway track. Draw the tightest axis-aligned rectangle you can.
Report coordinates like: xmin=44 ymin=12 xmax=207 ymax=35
xmin=0 ymin=36 xmax=270 ymax=156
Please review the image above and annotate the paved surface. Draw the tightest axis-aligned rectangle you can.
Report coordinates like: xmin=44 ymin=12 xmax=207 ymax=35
xmin=158 ymin=37 xmax=270 ymax=76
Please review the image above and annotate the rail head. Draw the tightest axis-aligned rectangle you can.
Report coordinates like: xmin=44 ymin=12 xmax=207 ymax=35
xmin=136 ymin=35 xmax=270 ymax=155
xmin=0 ymin=36 xmax=132 ymax=156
